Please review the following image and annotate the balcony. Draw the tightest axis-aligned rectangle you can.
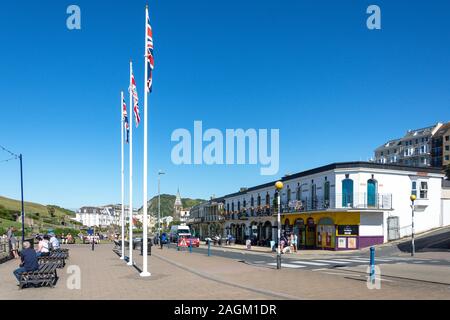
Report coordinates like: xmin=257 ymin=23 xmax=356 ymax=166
xmin=280 ymin=193 xmax=393 ymax=213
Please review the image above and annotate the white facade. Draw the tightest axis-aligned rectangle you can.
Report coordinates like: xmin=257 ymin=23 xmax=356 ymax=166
xmin=76 ymin=205 xmax=136 ymax=228
xmin=219 ymin=162 xmax=447 ymax=248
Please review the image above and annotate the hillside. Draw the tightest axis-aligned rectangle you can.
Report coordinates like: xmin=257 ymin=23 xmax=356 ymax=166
xmin=0 ymin=196 xmax=79 ymax=235
xmin=138 ymin=194 xmax=205 ymax=219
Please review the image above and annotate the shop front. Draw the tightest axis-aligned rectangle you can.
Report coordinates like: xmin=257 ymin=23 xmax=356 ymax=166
xmin=282 ymin=211 xmax=361 ymax=250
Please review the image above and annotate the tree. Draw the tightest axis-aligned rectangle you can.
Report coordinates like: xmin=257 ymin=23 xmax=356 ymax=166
xmin=47 ymin=206 xmax=56 ymax=218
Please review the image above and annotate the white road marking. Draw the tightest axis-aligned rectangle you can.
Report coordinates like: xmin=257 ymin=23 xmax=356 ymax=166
xmin=267 ymin=263 xmax=305 ymax=268
xmin=313 ymin=259 xmax=348 ymax=264
xmin=334 ymin=259 xmax=372 ymax=263
xmin=290 ymin=260 xmax=329 ymax=266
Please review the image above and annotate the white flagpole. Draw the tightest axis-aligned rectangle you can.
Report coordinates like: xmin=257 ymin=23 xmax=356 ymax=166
xmin=141 ymin=4 xmax=151 ymax=277
xmin=127 ymin=61 xmax=134 ymax=266
xmin=120 ymin=91 xmax=125 ymax=260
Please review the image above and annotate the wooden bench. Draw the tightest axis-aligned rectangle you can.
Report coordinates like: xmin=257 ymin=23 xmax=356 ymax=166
xmin=38 ymin=254 xmax=66 ymax=268
xmin=19 ymin=262 xmax=59 ymax=289
xmin=50 ymin=249 xmax=69 ymax=259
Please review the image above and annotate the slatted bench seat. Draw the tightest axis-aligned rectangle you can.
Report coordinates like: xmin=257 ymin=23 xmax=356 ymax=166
xmin=19 ymin=262 xmax=59 ymax=289
xmin=38 ymin=254 xmax=65 ymax=268
xmin=50 ymin=249 xmax=69 ymax=259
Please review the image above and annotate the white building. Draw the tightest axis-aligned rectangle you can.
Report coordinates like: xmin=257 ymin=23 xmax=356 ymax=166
xmin=76 ymin=205 xmax=137 ymax=228
xmin=219 ymin=162 xmax=449 ymax=250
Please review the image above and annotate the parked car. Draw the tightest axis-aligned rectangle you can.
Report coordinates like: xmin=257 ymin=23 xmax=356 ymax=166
xmin=182 ymin=235 xmax=200 ymax=247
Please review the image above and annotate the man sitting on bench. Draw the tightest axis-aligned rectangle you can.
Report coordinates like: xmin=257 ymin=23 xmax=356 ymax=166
xmin=13 ymin=241 xmax=39 ymax=284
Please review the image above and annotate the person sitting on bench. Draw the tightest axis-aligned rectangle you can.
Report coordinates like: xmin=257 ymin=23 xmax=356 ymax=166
xmin=49 ymin=233 xmax=60 ymax=250
xmin=13 ymin=241 xmax=39 ymax=284
xmin=35 ymin=236 xmax=50 ymax=257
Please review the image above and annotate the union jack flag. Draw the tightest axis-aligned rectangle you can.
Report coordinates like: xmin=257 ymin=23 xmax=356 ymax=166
xmin=122 ymin=97 xmax=129 ymax=143
xmin=146 ymin=8 xmax=154 ymax=93
xmin=130 ymin=72 xmax=140 ymax=127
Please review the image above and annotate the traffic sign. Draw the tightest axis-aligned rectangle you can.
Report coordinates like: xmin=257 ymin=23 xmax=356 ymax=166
xmin=178 ymin=237 xmax=188 ymax=247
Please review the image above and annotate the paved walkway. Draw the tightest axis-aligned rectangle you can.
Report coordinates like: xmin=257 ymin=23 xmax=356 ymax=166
xmin=1 ymin=243 xmax=449 ymax=299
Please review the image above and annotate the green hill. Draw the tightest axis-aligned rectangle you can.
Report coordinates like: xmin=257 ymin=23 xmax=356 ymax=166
xmin=138 ymin=194 xmax=205 ymax=218
xmin=0 ymin=196 xmax=80 ymax=235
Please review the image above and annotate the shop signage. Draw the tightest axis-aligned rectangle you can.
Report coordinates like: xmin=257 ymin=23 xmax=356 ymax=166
xmin=338 ymin=225 xmax=359 ymax=236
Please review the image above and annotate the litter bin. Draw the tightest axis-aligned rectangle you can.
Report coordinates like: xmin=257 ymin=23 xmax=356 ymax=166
xmin=140 ymin=238 xmax=152 ymax=256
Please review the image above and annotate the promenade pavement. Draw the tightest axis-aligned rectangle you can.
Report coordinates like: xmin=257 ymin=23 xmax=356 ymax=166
xmin=1 ymin=243 xmax=449 ymax=300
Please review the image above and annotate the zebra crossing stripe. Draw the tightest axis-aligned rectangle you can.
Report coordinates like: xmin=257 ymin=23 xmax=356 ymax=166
xmin=290 ymin=260 xmax=329 ymax=266
xmin=267 ymin=263 xmax=305 ymax=268
xmin=313 ymin=259 xmax=348 ymax=264
xmin=333 ymin=259 xmax=372 ymax=263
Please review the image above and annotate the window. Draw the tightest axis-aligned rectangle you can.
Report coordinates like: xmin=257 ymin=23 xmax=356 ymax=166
xmin=324 ymin=181 xmax=330 ymax=207
xmin=446 ymin=136 xmax=449 ymax=142
xmin=257 ymin=195 xmax=261 ymax=206
xmin=445 ymin=155 xmax=449 ymax=161
xmin=411 ymin=182 xmax=417 ymax=197
xmin=420 ymin=182 xmax=428 ymax=199
xmin=227 ymin=203 xmax=230 ymax=213
xmin=342 ymin=178 xmax=354 ymax=207
xmin=237 ymin=201 xmax=241 ymax=211
xmin=287 ymin=187 xmax=291 ymax=203
xmin=296 ymin=184 xmax=301 ymax=201
xmin=446 ymin=145 xmax=450 ymax=151
xmin=265 ymin=193 xmax=270 ymax=206
xmin=250 ymin=196 xmax=254 ymax=207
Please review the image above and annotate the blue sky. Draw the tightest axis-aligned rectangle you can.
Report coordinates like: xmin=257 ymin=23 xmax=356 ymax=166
xmin=1 ymin=0 xmax=450 ymax=210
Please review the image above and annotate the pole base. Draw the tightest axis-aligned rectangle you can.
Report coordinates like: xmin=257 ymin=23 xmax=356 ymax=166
xmin=120 ymin=256 xmax=124 ymax=260
xmin=140 ymin=271 xmax=151 ymax=277
xmin=126 ymin=261 xmax=133 ymax=266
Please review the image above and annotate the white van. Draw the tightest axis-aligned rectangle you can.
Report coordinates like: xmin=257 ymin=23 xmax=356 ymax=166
xmin=169 ymin=225 xmax=191 ymax=242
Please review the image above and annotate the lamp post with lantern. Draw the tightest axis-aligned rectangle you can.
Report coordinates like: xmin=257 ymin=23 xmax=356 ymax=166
xmin=410 ymin=194 xmax=416 ymax=256
xmin=275 ymin=181 xmax=283 ymax=269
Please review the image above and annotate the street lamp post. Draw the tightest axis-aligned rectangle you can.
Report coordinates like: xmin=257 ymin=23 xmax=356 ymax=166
xmin=410 ymin=194 xmax=416 ymax=257
xmin=275 ymin=181 xmax=283 ymax=269
xmin=158 ymin=170 xmax=165 ymax=240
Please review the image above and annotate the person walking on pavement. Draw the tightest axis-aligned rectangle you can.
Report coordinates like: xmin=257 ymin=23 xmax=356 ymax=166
xmin=160 ymin=233 xmax=166 ymax=249
xmin=293 ymin=233 xmax=298 ymax=252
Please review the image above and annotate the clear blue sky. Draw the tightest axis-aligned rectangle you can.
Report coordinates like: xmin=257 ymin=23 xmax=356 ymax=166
xmin=1 ymin=0 xmax=450 ymax=210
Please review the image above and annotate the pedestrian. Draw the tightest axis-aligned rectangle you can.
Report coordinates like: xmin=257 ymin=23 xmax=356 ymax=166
xmin=160 ymin=233 xmax=166 ymax=249
xmin=7 ymin=227 xmax=19 ymax=259
xmin=289 ymin=233 xmax=295 ymax=252
xmin=293 ymin=233 xmax=298 ymax=252
xmin=13 ymin=241 xmax=39 ymax=285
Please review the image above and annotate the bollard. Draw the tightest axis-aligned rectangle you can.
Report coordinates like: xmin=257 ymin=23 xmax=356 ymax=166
xmin=189 ymin=239 xmax=192 ymax=253
xmin=369 ymin=246 xmax=375 ymax=284
xmin=208 ymin=241 xmax=211 ymax=257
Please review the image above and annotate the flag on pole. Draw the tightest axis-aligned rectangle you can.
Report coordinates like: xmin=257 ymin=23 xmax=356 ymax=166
xmin=122 ymin=97 xmax=129 ymax=143
xmin=130 ymin=72 xmax=140 ymax=127
xmin=146 ymin=8 xmax=154 ymax=93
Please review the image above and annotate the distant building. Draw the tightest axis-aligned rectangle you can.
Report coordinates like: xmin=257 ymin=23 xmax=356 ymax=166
xmin=76 ymin=205 xmax=137 ymax=228
xmin=374 ymin=123 xmax=443 ymax=167
xmin=431 ymin=122 xmax=450 ymax=167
